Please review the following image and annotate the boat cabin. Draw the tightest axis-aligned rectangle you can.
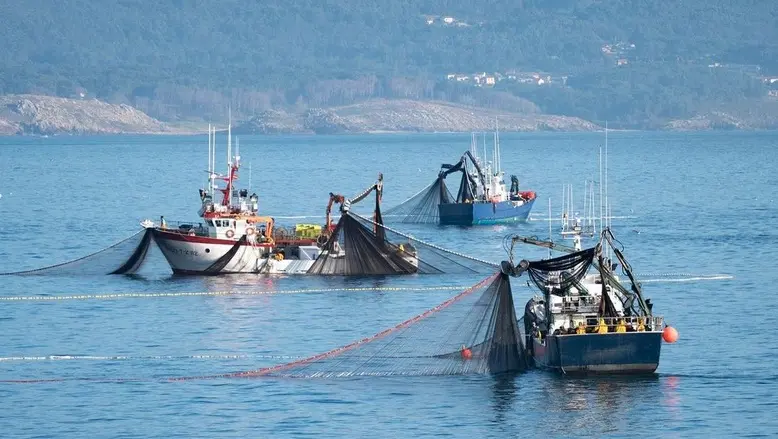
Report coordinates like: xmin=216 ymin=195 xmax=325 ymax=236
xmin=542 ymin=272 xmax=628 ymax=334
xmin=202 ymin=214 xmax=274 ymax=241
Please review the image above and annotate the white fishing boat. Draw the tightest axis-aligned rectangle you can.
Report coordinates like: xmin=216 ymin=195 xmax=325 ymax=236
xmin=147 ymin=121 xmax=323 ymax=274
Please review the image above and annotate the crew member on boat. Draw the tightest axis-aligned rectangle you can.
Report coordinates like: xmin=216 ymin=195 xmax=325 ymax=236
xmin=595 ymin=318 xmax=608 ymax=334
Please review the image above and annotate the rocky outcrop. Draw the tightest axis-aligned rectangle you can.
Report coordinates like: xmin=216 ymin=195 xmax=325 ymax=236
xmin=0 ymin=118 xmax=17 ymax=135
xmin=328 ymin=99 xmax=598 ymax=132
xmin=665 ymin=113 xmax=744 ymax=131
xmin=303 ymin=108 xmax=350 ymax=134
xmin=233 ymin=99 xmax=598 ymax=134
xmin=0 ymin=94 xmax=171 ymax=135
xmin=665 ymin=101 xmax=778 ymax=131
xmin=231 ymin=109 xmax=304 ymax=134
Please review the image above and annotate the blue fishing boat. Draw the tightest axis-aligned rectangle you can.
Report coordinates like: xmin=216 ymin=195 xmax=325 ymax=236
xmin=437 ymin=131 xmax=536 ymax=226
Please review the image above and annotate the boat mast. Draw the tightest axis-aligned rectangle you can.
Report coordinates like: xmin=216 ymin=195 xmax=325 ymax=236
xmin=227 ymin=107 xmax=232 ymax=171
xmin=223 ymin=107 xmax=234 ymax=208
xmin=605 ymin=121 xmax=609 ymax=228
xmin=598 ymin=145 xmax=603 ymax=236
xmin=211 ymin=125 xmax=217 ymax=198
xmin=495 ymin=119 xmax=501 ymax=175
xmin=207 ymin=123 xmax=212 ymax=196
xmin=548 ymin=198 xmax=552 ymax=259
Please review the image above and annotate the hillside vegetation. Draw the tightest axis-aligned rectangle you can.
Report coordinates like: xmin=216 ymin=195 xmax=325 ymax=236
xmin=1 ymin=0 xmax=777 ymax=129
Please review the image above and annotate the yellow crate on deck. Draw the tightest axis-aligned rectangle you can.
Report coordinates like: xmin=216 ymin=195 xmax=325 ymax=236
xmin=295 ymin=223 xmax=322 ymax=238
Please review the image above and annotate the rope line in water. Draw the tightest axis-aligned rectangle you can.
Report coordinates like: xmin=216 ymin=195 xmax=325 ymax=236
xmin=635 ymin=273 xmax=732 ymax=278
xmin=639 ymin=275 xmax=733 ymax=283
xmin=0 ymin=273 xmax=732 ymax=303
xmin=0 ymin=285 xmax=471 ymax=302
xmin=0 ymin=354 xmax=305 ymax=362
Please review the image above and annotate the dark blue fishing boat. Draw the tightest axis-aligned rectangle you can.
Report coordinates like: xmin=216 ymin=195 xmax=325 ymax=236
xmin=506 ymin=229 xmax=675 ymax=374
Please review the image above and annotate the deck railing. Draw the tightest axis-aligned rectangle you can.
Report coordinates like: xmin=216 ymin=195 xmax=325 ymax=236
xmin=157 ymin=220 xmax=208 ymax=236
xmin=555 ymin=315 xmax=665 ymax=334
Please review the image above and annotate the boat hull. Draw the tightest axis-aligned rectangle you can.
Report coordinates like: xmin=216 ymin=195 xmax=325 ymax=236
xmin=152 ymin=229 xmax=316 ymax=274
xmin=531 ymin=332 xmax=663 ymax=374
xmin=438 ymin=198 xmax=535 ymax=226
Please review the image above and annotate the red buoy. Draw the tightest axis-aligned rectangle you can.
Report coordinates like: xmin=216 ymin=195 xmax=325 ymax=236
xmin=461 ymin=347 xmax=473 ymax=360
xmin=662 ymin=326 xmax=679 ymax=343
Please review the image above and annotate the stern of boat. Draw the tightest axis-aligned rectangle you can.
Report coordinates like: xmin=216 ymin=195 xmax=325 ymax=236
xmin=550 ymin=331 xmax=663 ymax=374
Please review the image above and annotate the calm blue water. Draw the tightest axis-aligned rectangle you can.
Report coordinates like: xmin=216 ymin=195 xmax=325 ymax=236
xmin=0 ymin=131 xmax=776 ymax=438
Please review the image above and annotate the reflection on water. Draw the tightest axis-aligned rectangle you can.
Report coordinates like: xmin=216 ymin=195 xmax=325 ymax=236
xmin=662 ymin=375 xmax=682 ymax=425
xmin=541 ymin=374 xmax=663 ymax=435
xmin=489 ymin=371 xmax=520 ymax=425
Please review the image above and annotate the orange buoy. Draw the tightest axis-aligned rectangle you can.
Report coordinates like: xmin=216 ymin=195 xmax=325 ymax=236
xmin=662 ymin=326 xmax=679 ymax=343
xmin=460 ymin=347 xmax=473 ymax=360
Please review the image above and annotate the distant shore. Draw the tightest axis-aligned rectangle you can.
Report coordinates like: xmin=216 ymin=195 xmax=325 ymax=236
xmin=1 ymin=94 xmax=776 ymax=136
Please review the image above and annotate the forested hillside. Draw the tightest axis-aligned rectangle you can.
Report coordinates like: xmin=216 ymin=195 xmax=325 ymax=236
xmin=1 ymin=0 xmax=777 ymax=128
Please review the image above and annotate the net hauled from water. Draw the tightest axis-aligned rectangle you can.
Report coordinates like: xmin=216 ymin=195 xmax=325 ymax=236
xmin=517 ymin=247 xmax=598 ymax=296
xmin=207 ymin=270 xmax=528 ymax=379
xmin=383 ymin=178 xmax=454 ymax=224
xmin=307 ymin=210 xmax=497 ymax=275
xmin=0 ymin=270 xmax=528 ymax=384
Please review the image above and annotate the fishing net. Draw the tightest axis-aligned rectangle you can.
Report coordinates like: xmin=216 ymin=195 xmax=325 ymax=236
xmin=0 ymin=229 xmax=154 ymax=276
xmin=307 ymin=210 xmax=497 ymax=275
xmin=514 ymin=247 xmax=597 ymax=296
xmin=232 ymin=271 xmax=528 ymax=378
xmin=382 ymin=178 xmax=454 ymax=224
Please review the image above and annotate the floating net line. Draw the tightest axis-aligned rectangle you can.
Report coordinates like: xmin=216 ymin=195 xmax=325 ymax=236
xmin=0 ymin=271 xmax=528 ymax=383
xmin=0 ymin=285 xmax=471 ymax=302
xmin=307 ymin=210 xmax=498 ymax=275
xmin=0 ymin=354 xmax=307 ymax=363
xmin=0 ymin=229 xmax=154 ymax=276
xmin=382 ymin=178 xmax=453 ymax=224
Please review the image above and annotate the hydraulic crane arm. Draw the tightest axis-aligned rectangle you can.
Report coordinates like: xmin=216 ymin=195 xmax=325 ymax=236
xmin=325 ymin=173 xmax=383 ymax=231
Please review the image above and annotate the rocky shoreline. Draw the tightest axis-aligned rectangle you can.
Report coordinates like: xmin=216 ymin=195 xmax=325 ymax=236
xmin=0 ymin=94 xmax=176 ymax=136
xmin=233 ymin=99 xmax=599 ymax=134
xmin=2 ymin=94 xmax=776 ymax=136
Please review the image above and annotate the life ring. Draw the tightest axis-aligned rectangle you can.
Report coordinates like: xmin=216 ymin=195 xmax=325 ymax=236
xmin=316 ymin=234 xmax=329 ymax=246
xmin=225 ymin=229 xmax=235 ymax=239
xmin=246 ymin=227 xmax=255 ymax=236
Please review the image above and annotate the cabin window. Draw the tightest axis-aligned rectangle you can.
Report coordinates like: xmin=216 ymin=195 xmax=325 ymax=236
xmin=206 ymin=220 xmax=214 ymax=226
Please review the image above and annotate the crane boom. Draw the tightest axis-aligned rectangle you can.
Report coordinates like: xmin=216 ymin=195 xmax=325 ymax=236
xmin=325 ymin=173 xmax=383 ymax=231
